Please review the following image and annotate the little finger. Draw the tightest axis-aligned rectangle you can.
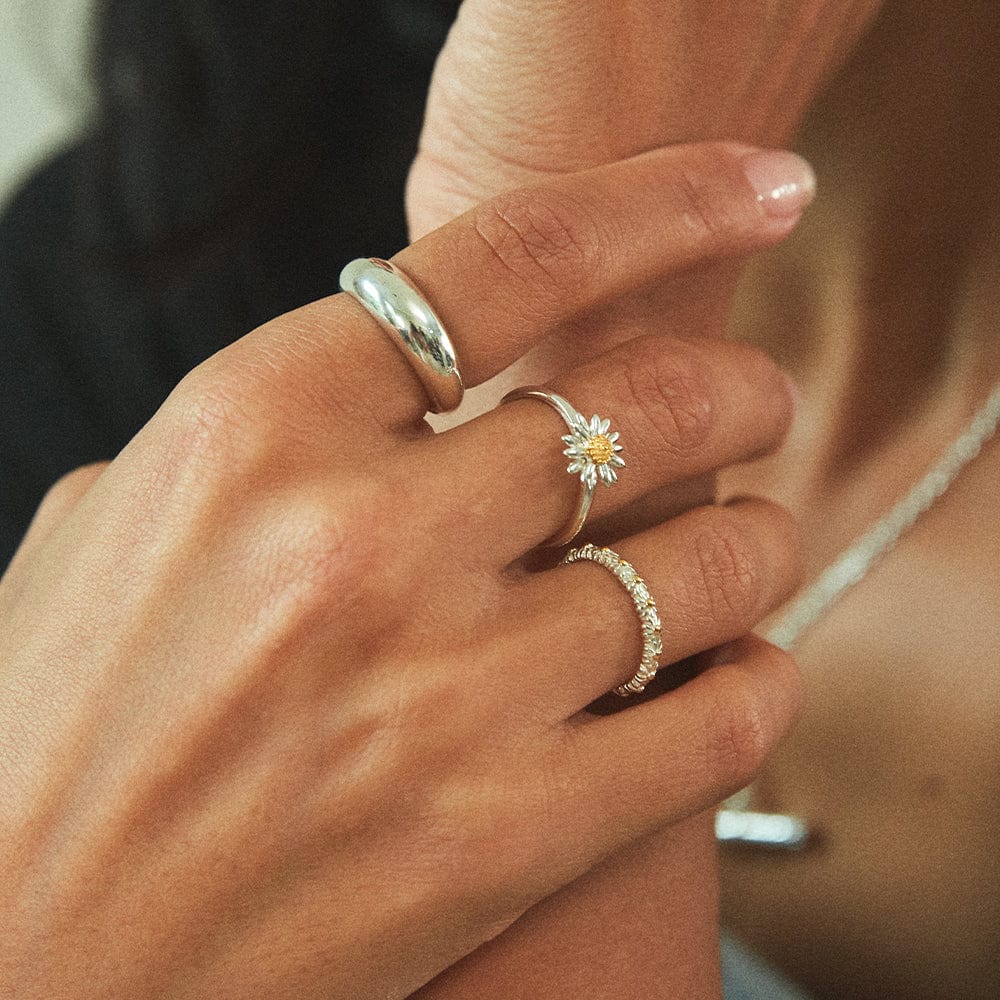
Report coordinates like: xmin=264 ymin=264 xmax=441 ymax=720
xmin=554 ymin=634 xmax=803 ymax=852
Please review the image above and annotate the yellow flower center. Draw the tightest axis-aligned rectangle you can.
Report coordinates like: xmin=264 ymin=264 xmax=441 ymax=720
xmin=584 ymin=434 xmax=615 ymax=465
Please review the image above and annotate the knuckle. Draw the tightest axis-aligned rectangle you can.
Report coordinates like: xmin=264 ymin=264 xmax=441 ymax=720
xmin=694 ymin=520 xmax=762 ymax=625
xmin=445 ymin=770 xmax=579 ymax=920
xmin=226 ymin=493 xmax=399 ymax=669
xmin=670 ymin=159 xmax=743 ymax=248
xmin=658 ymin=140 xmax=765 ymax=253
xmin=472 ymin=186 xmax=605 ymax=309
xmin=160 ymin=366 xmax=259 ymax=471
xmin=621 ymin=342 xmax=715 ymax=458
xmin=261 ymin=486 xmax=396 ymax=624
xmin=38 ymin=463 xmax=108 ymax=514
xmin=273 ymin=503 xmax=358 ymax=603
xmin=109 ymin=367 xmax=277 ymax=542
xmin=153 ymin=356 xmax=308 ymax=502
xmin=707 ymin=685 xmax=772 ymax=790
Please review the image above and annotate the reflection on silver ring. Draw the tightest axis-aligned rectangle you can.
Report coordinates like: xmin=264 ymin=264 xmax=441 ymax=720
xmin=501 ymin=386 xmax=624 ymax=546
xmin=562 ymin=544 xmax=663 ymax=697
xmin=339 ymin=257 xmax=464 ymax=413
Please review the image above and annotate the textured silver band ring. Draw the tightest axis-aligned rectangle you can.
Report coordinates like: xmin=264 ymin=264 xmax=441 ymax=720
xmin=501 ymin=386 xmax=624 ymax=547
xmin=562 ymin=544 xmax=663 ymax=697
xmin=339 ymin=257 xmax=464 ymax=413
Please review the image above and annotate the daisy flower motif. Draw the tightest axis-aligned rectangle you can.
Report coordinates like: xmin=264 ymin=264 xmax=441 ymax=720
xmin=562 ymin=414 xmax=625 ymax=488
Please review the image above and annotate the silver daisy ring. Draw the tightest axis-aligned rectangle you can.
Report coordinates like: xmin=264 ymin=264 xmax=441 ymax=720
xmin=501 ymin=386 xmax=624 ymax=546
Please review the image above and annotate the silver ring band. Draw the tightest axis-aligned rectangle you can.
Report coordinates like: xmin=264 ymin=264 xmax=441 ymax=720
xmin=501 ymin=386 xmax=624 ymax=546
xmin=339 ymin=257 xmax=464 ymax=413
xmin=562 ymin=544 xmax=663 ymax=696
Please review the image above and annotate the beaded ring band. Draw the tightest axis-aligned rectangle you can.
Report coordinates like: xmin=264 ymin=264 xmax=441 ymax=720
xmin=562 ymin=543 xmax=663 ymax=696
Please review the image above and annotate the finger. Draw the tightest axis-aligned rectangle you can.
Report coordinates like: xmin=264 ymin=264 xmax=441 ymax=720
xmin=199 ymin=142 xmax=814 ymax=436
xmin=556 ymin=634 xmax=803 ymax=853
xmin=3 ymin=463 xmax=109 ymax=577
xmin=514 ymin=498 xmax=801 ymax=716
xmin=419 ymin=334 xmax=794 ymax=561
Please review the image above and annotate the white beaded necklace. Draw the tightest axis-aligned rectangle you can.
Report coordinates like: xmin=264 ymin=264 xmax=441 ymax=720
xmin=716 ymin=379 xmax=1000 ymax=849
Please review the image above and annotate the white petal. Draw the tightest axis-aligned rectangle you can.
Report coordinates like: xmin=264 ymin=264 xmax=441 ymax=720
xmin=598 ymin=418 xmax=611 ymax=435
xmin=608 ymin=432 xmax=620 ymax=443
xmin=610 ymin=454 xmax=626 ymax=468
xmin=589 ymin=415 xmax=602 ymax=434
xmin=567 ymin=458 xmax=586 ymax=473
xmin=582 ymin=465 xmax=598 ymax=488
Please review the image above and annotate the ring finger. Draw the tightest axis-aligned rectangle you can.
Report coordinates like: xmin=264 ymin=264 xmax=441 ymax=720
xmin=511 ymin=497 xmax=801 ymax=718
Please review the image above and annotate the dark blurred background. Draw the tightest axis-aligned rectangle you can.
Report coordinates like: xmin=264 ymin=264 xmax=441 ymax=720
xmin=0 ymin=0 xmax=461 ymax=566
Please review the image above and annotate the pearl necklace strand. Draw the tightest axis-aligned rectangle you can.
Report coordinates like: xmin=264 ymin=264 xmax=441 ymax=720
xmin=716 ymin=379 xmax=1000 ymax=849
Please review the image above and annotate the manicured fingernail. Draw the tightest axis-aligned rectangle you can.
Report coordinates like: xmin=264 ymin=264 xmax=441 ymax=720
xmin=742 ymin=150 xmax=817 ymax=219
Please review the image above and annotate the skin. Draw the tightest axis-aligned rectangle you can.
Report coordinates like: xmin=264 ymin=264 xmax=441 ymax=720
xmin=407 ymin=0 xmax=999 ymax=997
xmin=720 ymin=3 xmax=1000 ymax=997
xmin=0 ymin=144 xmax=806 ymax=999
xmin=408 ymin=0 xmax=879 ymax=232
xmin=406 ymin=2 xmax=879 ymax=997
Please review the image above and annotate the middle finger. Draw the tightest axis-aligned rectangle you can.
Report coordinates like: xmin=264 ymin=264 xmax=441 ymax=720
xmin=414 ymin=333 xmax=794 ymax=564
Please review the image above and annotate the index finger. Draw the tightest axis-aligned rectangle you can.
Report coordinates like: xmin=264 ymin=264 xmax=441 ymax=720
xmin=397 ymin=140 xmax=812 ymax=398
xmin=223 ymin=142 xmax=814 ymax=435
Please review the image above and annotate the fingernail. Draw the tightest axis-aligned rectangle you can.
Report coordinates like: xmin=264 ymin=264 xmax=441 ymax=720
xmin=781 ymin=369 xmax=801 ymax=417
xmin=742 ymin=150 xmax=817 ymax=219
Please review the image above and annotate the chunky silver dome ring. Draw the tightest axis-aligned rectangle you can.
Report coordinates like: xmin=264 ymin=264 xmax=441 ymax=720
xmin=339 ymin=257 xmax=464 ymax=414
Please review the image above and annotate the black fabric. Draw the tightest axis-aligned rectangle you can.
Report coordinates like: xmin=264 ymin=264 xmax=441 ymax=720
xmin=0 ymin=0 xmax=461 ymax=566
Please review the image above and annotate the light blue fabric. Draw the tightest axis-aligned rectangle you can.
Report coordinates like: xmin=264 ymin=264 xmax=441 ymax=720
xmin=721 ymin=933 xmax=812 ymax=1000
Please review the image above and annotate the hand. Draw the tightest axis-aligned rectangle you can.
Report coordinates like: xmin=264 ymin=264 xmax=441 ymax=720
xmin=408 ymin=0 xmax=881 ymax=236
xmin=1 ymin=143 xmax=802 ymax=1000
xmin=402 ymin=7 xmax=842 ymax=994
